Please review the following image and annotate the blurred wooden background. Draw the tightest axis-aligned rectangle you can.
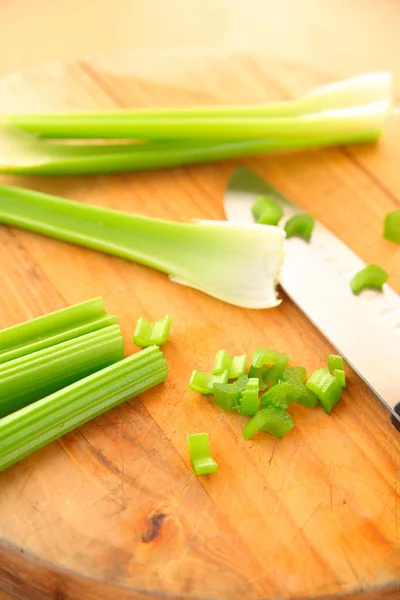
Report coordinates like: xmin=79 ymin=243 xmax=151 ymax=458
xmin=0 ymin=0 xmax=399 ymax=82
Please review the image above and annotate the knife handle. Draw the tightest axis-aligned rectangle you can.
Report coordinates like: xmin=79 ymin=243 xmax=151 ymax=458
xmin=390 ymin=403 xmax=400 ymax=432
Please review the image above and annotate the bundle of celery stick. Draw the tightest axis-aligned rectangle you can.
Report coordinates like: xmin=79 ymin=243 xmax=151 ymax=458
xmin=0 ymin=72 xmax=392 ymax=175
xmin=0 ymin=298 xmax=168 ymax=471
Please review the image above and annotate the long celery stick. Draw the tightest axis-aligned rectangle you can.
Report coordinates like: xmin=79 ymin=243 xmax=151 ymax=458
xmin=0 ymin=345 xmax=168 ymax=471
xmin=2 ymin=102 xmax=388 ymax=140
xmin=0 ymin=325 xmax=124 ymax=418
xmin=0 ymin=298 xmax=117 ymax=364
xmin=3 ymin=72 xmax=391 ymax=122
xmin=0 ymin=184 xmax=285 ymax=309
xmin=0 ymin=130 xmax=381 ymax=175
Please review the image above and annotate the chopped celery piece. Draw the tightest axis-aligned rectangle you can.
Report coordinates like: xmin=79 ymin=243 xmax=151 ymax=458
xmin=252 ymin=195 xmax=283 ymax=226
xmin=328 ymin=355 xmax=344 ymax=372
xmin=251 ymin=347 xmax=290 ymax=369
xmin=333 ymin=369 xmax=346 ymax=387
xmin=0 ymin=297 xmax=117 ymax=365
xmin=285 ymin=214 xmax=315 ymax=241
xmin=249 ymin=347 xmax=289 ymax=390
xmin=282 ymin=366 xmax=307 ymax=385
xmin=133 ymin=314 xmax=172 ymax=348
xmin=263 ymin=363 xmax=285 ymax=389
xmin=0 ymin=325 xmax=124 ymax=419
xmin=189 ymin=369 xmax=229 ymax=395
xmin=248 ymin=365 xmax=269 ymax=390
xmin=243 ymin=406 xmax=294 ymax=440
xmin=260 ymin=382 xmax=300 ymax=410
xmin=327 ymin=356 xmax=346 ymax=387
xmin=350 ymin=264 xmax=389 ymax=294
xmin=213 ymin=375 xmax=248 ymax=411
xmin=306 ymin=368 xmax=342 ymax=413
xmin=384 ymin=210 xmax=400 ymax=243
xmin=187 ymin=433 xmax=218 ymax=475
xmin=213 ymin=349 xmax=247 ymax=379
xmin=282 ymin=366 xmax=318 ymax=407
xmin=0 ymin=346 xmax=168 ymax=472
xmin=0 ymin=184 xmax=285 ymax=310
xmin=238 ymin=378 xmax=259 ymax=415
xmin=213 ymin=383 xmax=240 ymax=411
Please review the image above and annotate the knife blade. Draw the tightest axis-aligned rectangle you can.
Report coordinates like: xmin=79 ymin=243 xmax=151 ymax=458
xmin=224 ymin=166 xmax=400 ymax=427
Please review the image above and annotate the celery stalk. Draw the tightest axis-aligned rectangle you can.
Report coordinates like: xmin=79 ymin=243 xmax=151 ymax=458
xmin=0 ymin=297 xmax=117 ymax=364
xmin=0 ymin=345 xmax=168 ymax=471
xmin=3 ymin=72 xmax=391 ymax=125
xmin=0 ymin=130 xmax=381 ymax=175
xmin=0 ymin=325 xmax=124 ymax=418
xmin=0 ymin=184 xmax=285 ymax=308
xmin=2 ymin=102 xmax=388 ymax=140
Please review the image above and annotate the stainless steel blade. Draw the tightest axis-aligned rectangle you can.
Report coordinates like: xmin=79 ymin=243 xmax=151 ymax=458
xmin=224 ymin=166 xmax=400 ymax=425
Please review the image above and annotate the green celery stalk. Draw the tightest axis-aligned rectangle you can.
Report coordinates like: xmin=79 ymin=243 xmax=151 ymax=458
xmin=0 ymin=345 xmax=168 ymax=471
xmin=0 ymin=130 xmax=381 ymax=175
xmin=3 ymin=72 xmax=392 ymax=128
xmin=0 ymin=297 xmax=117 ymax=364
xmin=0 ymin=184 xmax=285 ymax=309
xmin=0 ymin=325 xmax=124 ymax=418
xmin=2 ymin=103 xmax=388 ymax=140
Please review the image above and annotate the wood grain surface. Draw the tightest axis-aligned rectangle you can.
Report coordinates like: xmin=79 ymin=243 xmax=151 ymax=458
xmin=0 ymin=52 xmax=399 ymax=600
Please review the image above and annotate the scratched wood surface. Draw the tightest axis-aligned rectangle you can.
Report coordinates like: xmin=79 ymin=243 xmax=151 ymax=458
xmin=0 ymin=52 xmax=399 ymax=600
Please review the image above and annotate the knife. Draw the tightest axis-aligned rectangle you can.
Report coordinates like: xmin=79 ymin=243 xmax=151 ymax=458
xmin=224 ymin=166 xmax=400 ymax=428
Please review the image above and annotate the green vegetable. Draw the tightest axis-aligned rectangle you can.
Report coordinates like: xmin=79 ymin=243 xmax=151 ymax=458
xmin=252 ymin=196 xmax=283 ymax=226
xmin=6 ymin=73 xmax=390 ymax=122
xmin=249 ymin=347 xmax=289 ymax=389
xmin=0 ymin=297 xmax=117 ymax=365
xmin=238 ymin=378 xmax=259 ymax=415
xmin=0 ymin=325 xmax=124 ymax=419
xmin=333 ymin=369 xmax=346 ymax=388
xmin=133 ymin=314 xmax=172 ymax=348
xmin=350 ymin=264 xmax=388 ymax=294
xmin=282 ymin=366 xmax=307 ymax=384
xmin=187 ymin=433 xmax=218 ymax=475
xmin=251 ymin=347 xmax=290 ymax=369
xmin=0 ymin=345 xmax=168 ymax=472
xmin=243 ymin=406 xmax=294 ymax=439
xmin=0 ymin=131 xmax=381 ymax=175
xmin=260 ymin=382 xmax=301 ymax=410
xmin=384 ymin=210 xmax=400 ymax=243
xmin=263 ymin=363 xmax=286 ymax=389
xmin=213 ymin=349 xmax=247 ymax=379
xmin=0 ymin=184 xmax=285 ymax=309
xmin=0 ymin=73 xmax=391 ymax=175
xmin=327 ymin=355 xmax=346 ymax=387
xmin=213 ymin=375 xmax=248 ymax=411
xmin=189 ymin=370 xmax=229 ymax=395
xmin=327 ymin=355 xmax=344 ymax=371
xmin=2 ymin=97 xmax=389 ymax=141
xmin=282 ymin=366 xmax=319 ymax=408
xmin=284 ymin=214 xmax=315 ymax=241
xmin=306 ymin=368 xmax=343 ymax=413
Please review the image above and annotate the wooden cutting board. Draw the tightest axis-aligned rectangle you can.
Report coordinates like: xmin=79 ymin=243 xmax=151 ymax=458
xmin=0 ymin=51 xmax=399 ymax=600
